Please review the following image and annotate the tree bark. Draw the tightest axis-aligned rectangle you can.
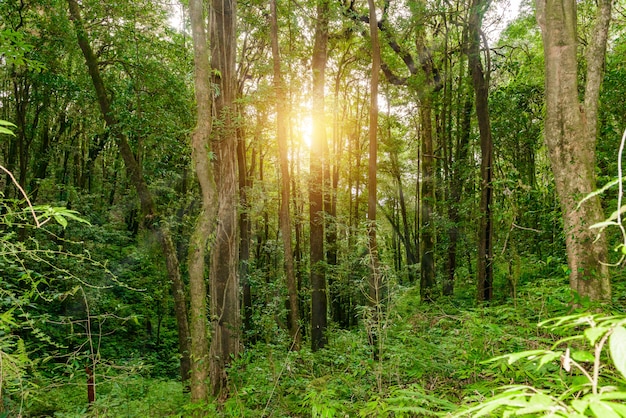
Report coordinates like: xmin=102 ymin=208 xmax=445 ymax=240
xmin=310 ymin=0 xmax=330 ymax=352
xmin=536 ymin=0 xmax=611 ymax=302
xmin=446 ymin=86 xmax=472 ymax=296
xmin=419 ymin=99 xmax=436 ymax=301
xmin=270 ymin=0 xmax=301 ymax=350
xmin=209 ymin=0 xmax=240 ymax=397
xmin=67 ymin=0 xmax=192 ymax=385
xmin=188 ymin=0 xmax=216 ymax=403
xmin=367 ymin=0 xmax=381 ymax=307
xmin=467 ymin=0 xmax=494 ymax=302
xmin=238 ymin=123 xmax=253 ymax=340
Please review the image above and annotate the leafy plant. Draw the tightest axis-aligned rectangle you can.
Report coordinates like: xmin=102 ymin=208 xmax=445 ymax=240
xmin=453 ymin=313 xmax=626 ymax=417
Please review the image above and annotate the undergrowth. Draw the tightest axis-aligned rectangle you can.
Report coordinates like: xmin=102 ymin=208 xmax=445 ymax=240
xmin=22 ymin=271 xmax=587 ymax=417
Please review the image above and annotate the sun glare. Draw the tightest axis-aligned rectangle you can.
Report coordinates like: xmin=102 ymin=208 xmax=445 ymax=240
xmin=299 ymin=115 xmax=314 ymax=148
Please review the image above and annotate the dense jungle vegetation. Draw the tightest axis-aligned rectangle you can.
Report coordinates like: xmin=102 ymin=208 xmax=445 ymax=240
xmin=2 ymin=0 xmax=626 ymax=416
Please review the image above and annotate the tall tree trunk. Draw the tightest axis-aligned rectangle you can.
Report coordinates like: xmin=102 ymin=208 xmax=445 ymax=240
xmin=367 ymin=0 xmax=381 ymax=307
xmin=238 ymin=124 xmax=253 ymax=340
xmin=310 ymin=0 xmax=329 ymax=352
xmin=270 ymin=0 xmax=301 ymax=350
xmin=188 ymin=0 xmax=216 ymax=403
xmin=390 ymin=150 xmax=417 ymax=283
xmin=416 ymin=30 xmax=437 ymax=302
xmin=66 ymin=0 xmax=192 ymax=385
xmin=467 ymin=0 xmax=494 ymax=302
xmin=446 ymin=85 xmax=472 ymax=296
xmin=209 ymin=0 xmax=240 ymax=397
xmin=536 ymin=0 xmax=611 ymax=302
xmin=419 ymin=99 xmax=436 ymax=301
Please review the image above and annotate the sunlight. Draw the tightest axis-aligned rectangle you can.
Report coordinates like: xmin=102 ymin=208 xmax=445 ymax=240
xmin=298 ymin=114 xmax=314 ymax=148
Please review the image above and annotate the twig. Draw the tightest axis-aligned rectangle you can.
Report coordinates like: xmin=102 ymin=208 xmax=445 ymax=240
xmin=512 ymin=223 xmax=543 ymax=233
xmin=0 ymin=163 xmax=44 ymax=227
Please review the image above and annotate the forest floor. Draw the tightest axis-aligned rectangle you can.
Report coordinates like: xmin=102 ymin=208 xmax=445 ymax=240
xmin=25 ymin=271 xmax=626 ymax=417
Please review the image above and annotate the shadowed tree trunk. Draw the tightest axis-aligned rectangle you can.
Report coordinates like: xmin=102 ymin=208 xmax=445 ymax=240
xmin=270 ymin=0 xmax=301 ymax=350
xmin=310 ymin=0 xmax=329 ymax=352
xmin=445 ymin=87 xmax=472 ymax=296
xmin=209 ymin=0 xmax=240 ymax=397
xmin=67 ymin=0 xmax=192 ymax=385
xmin=238 ymin=123 xmax=254 ymax=339
xmin=536 ymin=0 xmax=611 ymax=302
xmin=419 ymin=96 xmax=436 ymax=302
xmin=467 ymin=0 xmax=494 ymax=302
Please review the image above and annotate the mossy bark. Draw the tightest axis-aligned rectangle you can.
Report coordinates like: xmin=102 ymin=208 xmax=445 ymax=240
xmin=536 ymin=0 xmax=611 ymax=302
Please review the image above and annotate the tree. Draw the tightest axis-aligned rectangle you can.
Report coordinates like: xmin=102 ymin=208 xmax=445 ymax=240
xmin=467 ymin=0 xmax=494 ymax=302
xmin=536 ymin=0 xmax=612 ymax=302
xmin=310 ymin=0 xmax=330 ymax=352
xmin=188 ymin=0 xmax=216 ymax=402
xmin=270 ymin=0 xmax=301 ymax=350
xmin=66 ymin=0 xmax=192 ymax=385
xmin=367 ymin=0 xmax=381 ymax=307
xmin=208 ymin=0 xmax=241 ymax=396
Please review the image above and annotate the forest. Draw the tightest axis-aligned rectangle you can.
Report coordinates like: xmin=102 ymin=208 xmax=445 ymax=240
xmin=2 ymin=0 xmax=626 ymax=416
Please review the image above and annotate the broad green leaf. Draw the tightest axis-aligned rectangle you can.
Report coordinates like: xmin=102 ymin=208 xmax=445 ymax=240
xmin=514 ymin=392 xmax=555 ymax=415
xmin=590 ymin=401 xmax=621 ymax=418
xmin=609 ymin=326 xmax=626 ymax=379
xmin=572 ymin=398 xmax=589 ymax=414
xmin=603 ymin=402 xmax=626 ymax=417
xmin=538 ymin=351 xmax=562 ymax=368
xmin=585 ymin=326 xmax=609 ymax=345
xmin=571 ymin=350 xmax=595 ymax=363
xmin=599 ymin=392 xmax=626 ymax=401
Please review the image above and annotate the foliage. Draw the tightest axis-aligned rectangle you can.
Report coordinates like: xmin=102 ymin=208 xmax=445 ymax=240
xmin=453 ymin=314 xmax=626 ymax=417
xmin=1 ymin=0 xmax=626 ymax=414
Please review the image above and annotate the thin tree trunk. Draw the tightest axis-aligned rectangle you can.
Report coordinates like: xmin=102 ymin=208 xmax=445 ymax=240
xmin=367 ymin=0 xmax=381 ymax=307
xmin=419 ymin=100 xmax=436 ymax=301
xmin=67 ymin=0 xmax=192 ymax=385
xmin=467 ymin=0 xmax=494 ymax=302
xmin=238 ymin=126 xmax=253 ymax=339
xmin=270 ymin=0 xmax=301 ymax=350
xmin=445 ymin=86 xmax=472 ymax=296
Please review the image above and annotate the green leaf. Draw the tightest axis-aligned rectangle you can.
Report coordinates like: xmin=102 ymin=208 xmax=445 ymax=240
xmin=514 ymin=392 xmax=555 ymax=415
xmin=488 ymin=350 xmax=549 ymax=365
xmin=590 ymin=220 xmax=620 ymax=230
xmin=609 ymin=326 xmax=626 ymax=379
xmin=572 ymin=398 xmax=589 ymax=414
xmin=0 ymin=120 xmax=16 ymax=136
xmin=571 ymin=350 xmax=595 ymax=363
xmin=600 ymin=402 xmax=626 ymax=417
xmin=0 ymin=126 xmax=16 ymax=136
xmin=538 ymin=351 xmax=562 ymax=368
xmin=53 ymin=214 xmax=68 ymax=229
xmin=590 ymin=401 xmax=621 ymax=418
xmin=585 ymin=326 xmax=609 ymax=345
xmin=578 ymin=179 xmax=620 ymax=209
